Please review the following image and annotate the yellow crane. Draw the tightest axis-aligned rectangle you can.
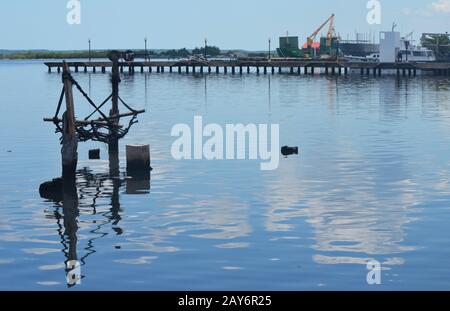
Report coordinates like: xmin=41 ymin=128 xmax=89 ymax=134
xmin=306 ymin=13 xmax=336 ymax=48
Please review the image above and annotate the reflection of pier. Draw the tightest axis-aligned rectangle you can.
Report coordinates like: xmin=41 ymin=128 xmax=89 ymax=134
xmin=41 ymin=167 xmax=151 ymax=287
xmin=45 ymin=60 xmax=450 ymax=76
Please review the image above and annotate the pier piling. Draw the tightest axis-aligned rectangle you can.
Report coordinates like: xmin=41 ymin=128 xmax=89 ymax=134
xmin=61 ymin=62 xmax=78 ymax=180
xmin=126 ymin=144 xmax=151 ymax=177
xmin=44 ymin=60 xmax=450 ymax=79
xmin=109 ymin=55 xmax=121 ymax=174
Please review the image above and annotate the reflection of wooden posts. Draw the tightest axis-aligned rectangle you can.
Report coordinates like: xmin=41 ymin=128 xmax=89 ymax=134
xmin=62 ymin=179 xmax=79 ymax=271
xmin=61 ymin=62 xmax=78 ymax=179
xmin=109 ymin=55 xmax=120 ymax=175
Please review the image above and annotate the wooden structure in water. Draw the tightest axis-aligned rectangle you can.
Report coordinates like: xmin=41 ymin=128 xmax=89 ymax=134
xmin=44 ymin=56 xmax=145 ymax=179
xmin=45 ymin=59 xmax=450 ymax=77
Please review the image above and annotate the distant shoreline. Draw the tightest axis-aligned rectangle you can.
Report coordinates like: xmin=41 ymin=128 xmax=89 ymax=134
xmin=0 ymin=48 xmax=267 ymax=60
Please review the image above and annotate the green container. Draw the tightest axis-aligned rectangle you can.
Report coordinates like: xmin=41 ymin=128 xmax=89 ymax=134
xmin=319 ymin=37 xmax=339 ymax=56
xmin=277 ymin=36 xmax=303 ymax=57
xmin=279 ymin=36 xmax=299 ymax=50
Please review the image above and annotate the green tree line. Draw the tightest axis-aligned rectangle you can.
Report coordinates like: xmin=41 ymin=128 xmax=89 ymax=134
xmin=0 ymin=46 xmax=224 ymax=60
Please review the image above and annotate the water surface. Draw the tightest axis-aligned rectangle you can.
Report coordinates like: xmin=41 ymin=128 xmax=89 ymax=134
xmin=1 ymin=60 xmax=450 ymax=290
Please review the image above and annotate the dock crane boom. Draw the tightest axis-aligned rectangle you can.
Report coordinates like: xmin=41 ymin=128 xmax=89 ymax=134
xmin=326 ymin=14 xmax=336 ymax=47
xmin=307 ymin=14 xmax=335 ymax=48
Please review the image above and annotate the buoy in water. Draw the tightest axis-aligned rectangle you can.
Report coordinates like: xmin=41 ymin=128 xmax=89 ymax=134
xmin=281 ymin=146 xmax=299 ymax=157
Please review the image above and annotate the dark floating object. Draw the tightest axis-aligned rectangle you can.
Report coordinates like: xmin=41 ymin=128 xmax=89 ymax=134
xmin=281 ymin=146 xmax=299 ymax=157
xmin=89 ymin=149 xmax=101 ymax=160
xmin=7 ymin=150 xmax=12 ymax=153
xmin=39 ymin=178 xmax=63 ymax=201
xmin=126 ymin=145 xmax=152 ymax=175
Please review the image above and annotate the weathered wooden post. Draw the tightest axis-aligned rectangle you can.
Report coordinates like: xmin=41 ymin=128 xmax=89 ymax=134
xmin=109 ymin=54 xmax=121 ymax=175
xmin=61 ymin=62 xmax=78 ymax=180
xmin=126 ymin=144 xmax=151 ymax=177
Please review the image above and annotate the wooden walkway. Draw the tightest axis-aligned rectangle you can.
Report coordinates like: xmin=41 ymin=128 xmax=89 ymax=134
xmin=44 ymin=60 xmax=450 ymax=76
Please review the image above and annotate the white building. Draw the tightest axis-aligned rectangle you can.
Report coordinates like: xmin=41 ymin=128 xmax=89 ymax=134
xmin=379 ymin=31 xmax=401 ymax=63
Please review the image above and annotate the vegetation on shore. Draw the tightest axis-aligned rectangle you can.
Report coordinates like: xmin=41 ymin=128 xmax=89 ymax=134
xmin=0 ymin=45 xmax=267 ymax=60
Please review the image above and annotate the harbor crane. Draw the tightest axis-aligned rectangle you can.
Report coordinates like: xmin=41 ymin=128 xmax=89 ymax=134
xmin=306 ymin=13 xmax=336 ymax=49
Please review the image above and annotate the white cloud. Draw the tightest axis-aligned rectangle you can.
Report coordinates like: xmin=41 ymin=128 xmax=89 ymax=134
xmin=402 ymin=0 xmax=450 ymax=17
xmin=431 ymin=0 xmax=450 ymax=13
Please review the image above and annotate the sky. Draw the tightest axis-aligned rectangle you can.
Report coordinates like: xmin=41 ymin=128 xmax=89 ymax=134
xmin=0 ymin=0 xmax=449 ymax=50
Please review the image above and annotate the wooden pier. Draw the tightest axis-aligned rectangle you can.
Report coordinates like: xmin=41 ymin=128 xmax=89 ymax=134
xmin=44 ymin=60 xmax=450 ymax=76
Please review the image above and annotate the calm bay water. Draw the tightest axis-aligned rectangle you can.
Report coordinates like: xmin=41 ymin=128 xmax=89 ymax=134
xmin=1 ymin=60 xmax=450 ymax=290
